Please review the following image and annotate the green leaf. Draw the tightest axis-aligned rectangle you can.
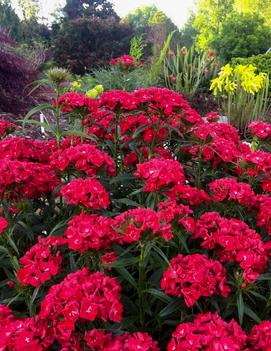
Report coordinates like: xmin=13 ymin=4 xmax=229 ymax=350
xmin=62 ymin=130 xmax=97 ymax=142
xmin=22 ymin=104 xmax=56 ymax=127
xmin=115 ymin=267 xmax=137 ymax=288
xmin=145 ymin=288 xmax=171 ymax=303
xmin=237 ymin=292 xmax=244 ymax=325
xmin=108 ymin=257 xmax=139 ymax=268
xmin=114 ymin=198 xmax=140 ymax=207
xmin=159 ymin=299 xmax=182 ymax=318
xmin=244 ymin=306 xmax=262 ymax=323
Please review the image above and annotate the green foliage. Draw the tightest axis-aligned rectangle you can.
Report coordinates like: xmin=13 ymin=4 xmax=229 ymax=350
xmin=52 ymin=16 xmax=133 ymax=74
xmin=164 ymin=46 xmax=219 ymax=99
xmin=194 ymin=0 xmax=234 ymax=51
xmin=90 ymin=65 xmax=150 ymax=91
xmin=123 ymin=5 xmax=167 ymax=29
xmin=148 ymin=31 xmax=175 ymax=85
xmin=234 ymin=0 xmax=271 ymax=26
xmin=0 ymin=0 xmax=22 ymax=41
xmin=231 ymin=53 xmax=271 ymax=93
xmin=62 ymin=0 xmax=119 ymax=20
xmin=179 ymin=13 xmax=198 ymax=48
xmin=211 ymin=13 xmax=271 ymax=61
xmin=210 ymin=64 xmax=270 ymax=130
xmin=130 ymin=35 xmax=146 ymax=62
xmin=18 ymin=0 xmax=39 ymax=21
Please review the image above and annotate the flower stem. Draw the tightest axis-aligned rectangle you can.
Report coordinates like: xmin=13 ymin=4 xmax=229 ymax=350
xmin=138 ymin=240 xmax=146 ymax=329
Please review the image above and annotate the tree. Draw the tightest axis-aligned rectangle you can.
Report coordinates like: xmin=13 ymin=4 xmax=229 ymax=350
xmin=194 ymin=0 xmax=234 ymax=51
xmin=52 ymin=17 xmax=133 ymax=74
xmin=0 ymin=29 xmax=41 ymax=115
xmin=179 ymin=13 xmax=199 ymax=47
xmin=18 ymin=0 xmax=39 ymax=21
xmin=211 ymin=12 xmax=271 ymax=61
xmin=0 ymin=0 xmax=22 ymax=41
xmin=52 ymin=0 xmax=133 ymax=74
xmin=234 ymin=0 xmax=271 ymax=25
xmin=62 ymin=0 xmax=119 ymax=20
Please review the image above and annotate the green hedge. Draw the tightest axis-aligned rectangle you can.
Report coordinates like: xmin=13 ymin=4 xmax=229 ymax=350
xmin=231 ymin=53 xmax=271 ymax=93
xmin=231 ymin=53 xmax=271 ymax=75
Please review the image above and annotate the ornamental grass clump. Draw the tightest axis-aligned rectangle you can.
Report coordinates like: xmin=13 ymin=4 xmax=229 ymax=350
xmin=0 ymin=86 xmax=270 ymax=350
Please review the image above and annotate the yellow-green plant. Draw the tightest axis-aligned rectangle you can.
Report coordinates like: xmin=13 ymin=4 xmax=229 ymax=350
xmin=164 ymin=46 xmax=218 ymax=99
xmin=210 ymin=64 xmax=270 ymax=131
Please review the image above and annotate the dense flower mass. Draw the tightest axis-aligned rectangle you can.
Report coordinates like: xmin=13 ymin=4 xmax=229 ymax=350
xmin=0 ymin=137 xmax=57 ymax=162
xmin=0 ymin=158 xmax=59 ymax=199
xmin=194 ymin=212 xmax=268 ymax=282
xmin=60 ymin=177 xmax=110 ymax=209
xmin=134 ymin=158 xmax=185 ymax=192
xmin=168 ymin=312 xmax=247 ymax=351
xmin=161 ymin=254 xmax=230 ymax=307
xmin=1 ymin=87 xmax=271 ymax=350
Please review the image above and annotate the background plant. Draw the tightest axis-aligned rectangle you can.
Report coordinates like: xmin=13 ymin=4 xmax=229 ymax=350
xmin=210 ymin=63 xmax=270 ymax=131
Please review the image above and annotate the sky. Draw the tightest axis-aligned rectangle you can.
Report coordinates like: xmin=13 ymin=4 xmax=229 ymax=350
xmin=12 ymin=0 xmax=196 ymax=28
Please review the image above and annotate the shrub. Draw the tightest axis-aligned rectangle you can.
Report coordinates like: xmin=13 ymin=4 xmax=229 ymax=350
xmin=211 ymin=12 xmax=271 ymax=61
xmin=0 ymin=88 xmax=270 ymax=350
xmin=231 ymin=53 xmax=271 ymax=91
xmin=0 ymin=29 xmax=41 ymax=115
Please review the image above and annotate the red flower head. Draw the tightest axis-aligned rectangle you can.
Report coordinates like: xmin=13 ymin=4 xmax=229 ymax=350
xmin=61 ymin=177 xmax=110 ymax=209
xmin=161 ymin=254 xmax=230 ymax=307
xmin=17 ymin=237 xmax=62 ymax=287
xmin=168 ymin=312 xmax=247 ymax=351
xmin=134 ymin=158 xmax=185 ymax=192
xmin=0 ymin=216 xmax=8 ymax=234
xmin=39 ymin=268 xmax=123 ymax=340
xmin=64 ymin=212 xmax=117 ymax=253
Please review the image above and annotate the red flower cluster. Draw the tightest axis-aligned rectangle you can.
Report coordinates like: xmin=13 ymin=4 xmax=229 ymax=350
xmin=114 ymin=208 xmax=165 ymax=243
xmin=0 ymin=216 xmax=8 ymax=234
xmin=0 ymin=137 xmax=57 ymax=162
xmin=208 ymin=177 xmax=255 ymax=206
xmin=110 ymin=54 xmax=134 ymax=66
xmin=248 ymin=320 xmax=271 ymax=350
xmin=50 ymin=143 xmax=115 ymax=176
xmin=0 ymin=158 xmax=59 ymax=199
xmin=109 ymin=54 xmax=142 ymax=70
xmin=17 ymin=237 xmax=62 ymax=287
xmin=0 ymin=119 xmax=16 ymax=136
xmin=39 ymin=269 xmax=123 ymax=336
xmin=56 ymin=92 xmax=98 ymax=112
xmin=84 ymin=329 xmax=159 ymax=351
xmin=158 ymin=200 xmax=196 ymax=237
xmin=195 ymin=212 xmax=268 ymax=282
xmin=249 ymin=121 xmax=271 ymax=139
xmin=161 ymin=254 xmax=230 ymax=307
xmin=134 ymin=158 xmax=185 ymax=192
xmin=64 ymin=212 xmax=116 ymax=252
xmin=168 ymin=312 xmax=247 ymax=351
xmin=60 ymin=177 xmax=110 ymax=209
xmin=166 ymin=184 xmax=210 ymax=206
xmin=0 ymin=315 xmax=50 ymax=351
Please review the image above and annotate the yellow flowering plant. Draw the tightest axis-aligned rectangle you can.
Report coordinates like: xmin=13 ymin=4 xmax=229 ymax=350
xmin=210 ymin=64 xmax=270 ymax=131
